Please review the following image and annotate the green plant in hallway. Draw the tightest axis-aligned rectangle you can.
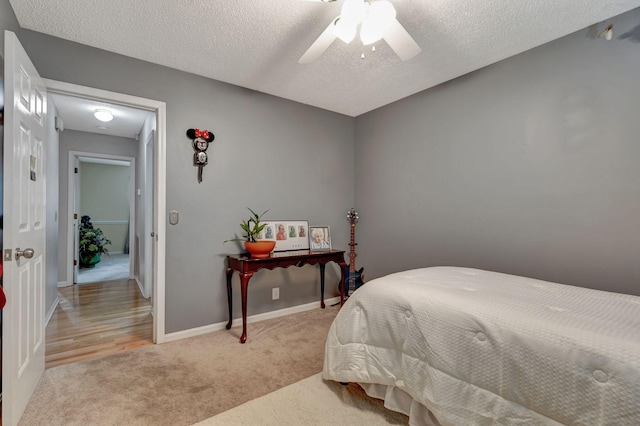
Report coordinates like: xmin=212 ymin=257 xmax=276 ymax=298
xmin=79 ymin=215 xmax=112 ymax=268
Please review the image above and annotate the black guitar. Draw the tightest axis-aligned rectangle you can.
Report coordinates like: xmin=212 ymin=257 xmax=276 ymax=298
xmin=345 ymin=208 xmax=364 ymax=297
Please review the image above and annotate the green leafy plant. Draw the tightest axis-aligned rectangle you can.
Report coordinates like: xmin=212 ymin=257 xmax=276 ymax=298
xmin=224 ymin=208 xmax=270 ymax=243
xmin=79 ymin=215 xmax=112 ymax=267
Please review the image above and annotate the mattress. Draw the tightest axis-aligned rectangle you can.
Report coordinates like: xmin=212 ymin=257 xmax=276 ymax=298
xmin=322 ymin=267 xmax=640 ymax=425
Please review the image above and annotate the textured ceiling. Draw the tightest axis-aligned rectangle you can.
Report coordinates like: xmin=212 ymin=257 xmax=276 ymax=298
xmin=10 ymin=0 xmax=640 ymax=117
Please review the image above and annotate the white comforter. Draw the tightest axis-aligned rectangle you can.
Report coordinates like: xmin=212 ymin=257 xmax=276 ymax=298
xmin=323 ymin=267 xmax=640 ymax=425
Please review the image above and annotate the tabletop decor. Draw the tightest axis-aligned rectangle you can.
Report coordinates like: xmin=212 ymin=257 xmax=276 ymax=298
xmin=260 ymin=221 xmax=309 ymax=251
xmin=224 ymin=208 xmax=275 ymax=258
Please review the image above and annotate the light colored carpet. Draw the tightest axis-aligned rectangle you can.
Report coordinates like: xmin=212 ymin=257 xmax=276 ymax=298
xmin=19 ymin=305 xmax=341 ymax=425
xmin=195 ymin=373 xmax=409 ymax=425
xmin=77 ymin=253 xmax=130 ymax=284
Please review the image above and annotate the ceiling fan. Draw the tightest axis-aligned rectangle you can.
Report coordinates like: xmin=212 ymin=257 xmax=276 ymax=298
xmin=299 ymin=0 xmax=421 ymax=64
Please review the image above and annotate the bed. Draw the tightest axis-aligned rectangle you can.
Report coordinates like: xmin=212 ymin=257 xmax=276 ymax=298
xmin=322 ymin=266 xmax=640 ymax=425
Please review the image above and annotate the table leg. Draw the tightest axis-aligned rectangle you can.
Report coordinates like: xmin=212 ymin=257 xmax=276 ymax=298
xmin=225 ymin=268 xmax=233 ymax=330
xmin=239 ymin=271 xmax=253 ymax=343
xmin=319 ymin=263 xmax=326 ymax=309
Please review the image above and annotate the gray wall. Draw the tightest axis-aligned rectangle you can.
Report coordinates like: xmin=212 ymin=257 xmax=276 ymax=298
xmin=58 ymin=130 xmax=139 ymax=283
xmin=79 ymin=162 xmax=130 ymax=253
xmin=355 ymin=8 xmax=640 ymax=296
xmin=0 ymin=1 xmax=19 ymax=50
xmin=14 ymin=25 xmax=354 ymax=333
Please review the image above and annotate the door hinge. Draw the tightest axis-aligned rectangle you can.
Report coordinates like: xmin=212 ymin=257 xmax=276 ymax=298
xmin=73 ymin=259 xmax=78 ymax=266
xmin=74 ymin=167 xmax=78 ymax=173
xmin=74 ymin=213 xmax=78 ymax=220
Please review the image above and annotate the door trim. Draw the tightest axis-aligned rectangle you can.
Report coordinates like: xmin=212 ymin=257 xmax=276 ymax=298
xmin=45 ymin=78 xmax=167 ymax=343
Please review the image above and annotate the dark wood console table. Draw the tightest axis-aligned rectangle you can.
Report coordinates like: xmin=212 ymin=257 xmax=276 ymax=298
xmin=226 ymin=250 xmax=346 ymax=343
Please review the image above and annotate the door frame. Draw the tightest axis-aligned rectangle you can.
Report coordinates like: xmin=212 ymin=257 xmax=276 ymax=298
xmin=68 ymin=152 xmax=136 ymax=285
xmin=45 ymin=78 xmax=167 ymax=343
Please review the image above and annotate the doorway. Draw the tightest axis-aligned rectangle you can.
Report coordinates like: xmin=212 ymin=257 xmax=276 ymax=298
xmin=73 ymin=154 xmax=135 ymax=286
xmin=45 ymin=78 xmax=167 ymax=345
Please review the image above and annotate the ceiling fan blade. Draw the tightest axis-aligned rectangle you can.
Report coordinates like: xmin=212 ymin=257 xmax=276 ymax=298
xmin=383 ymin=18 xmax=421 ymax=61
xmin=299 ymin=19 xmax=338 ymax=64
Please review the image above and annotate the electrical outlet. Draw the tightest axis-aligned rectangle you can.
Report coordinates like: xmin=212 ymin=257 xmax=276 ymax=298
xmin=272 ymin=287 xmax=280 ymax=300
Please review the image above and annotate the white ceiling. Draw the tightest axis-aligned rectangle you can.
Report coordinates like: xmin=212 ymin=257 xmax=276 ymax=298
xmin=50 ymin=92 xmax=151 ymax=139
xmin=10 ymin=0 xmax=640 ymax=119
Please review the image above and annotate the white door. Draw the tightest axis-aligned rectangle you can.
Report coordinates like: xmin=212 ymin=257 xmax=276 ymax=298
xmin=71 ymin=154 xmax=80 ymax=283
xmin=2 ymin=31 xmax=48 ymax=426
xmin=144 ymin=131 xmax=154 ymax=299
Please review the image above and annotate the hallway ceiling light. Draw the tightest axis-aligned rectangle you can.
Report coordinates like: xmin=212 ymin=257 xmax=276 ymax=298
xmin=94 ymin=109 xmax=114 ymax=122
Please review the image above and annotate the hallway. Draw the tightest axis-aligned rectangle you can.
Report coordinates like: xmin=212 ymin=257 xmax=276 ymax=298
xmin=77 ymin=253 xmax=130 ymax=284
xmin=45 ymin=279 xmax=153 ymax=369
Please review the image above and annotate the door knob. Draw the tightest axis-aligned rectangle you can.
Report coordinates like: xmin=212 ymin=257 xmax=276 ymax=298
xmin=15 ymin=248 xmax=35 ymax=260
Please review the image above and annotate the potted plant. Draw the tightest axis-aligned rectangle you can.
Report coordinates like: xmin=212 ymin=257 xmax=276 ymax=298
xmin=79 ymin=215 xmax=112 ymax=268
xmin=224 ymin=208 xmax=275 ymax=258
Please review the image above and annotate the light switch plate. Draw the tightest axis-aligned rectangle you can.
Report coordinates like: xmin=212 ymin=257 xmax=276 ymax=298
xmin=169 ymin=210 xmax=179 ymax=225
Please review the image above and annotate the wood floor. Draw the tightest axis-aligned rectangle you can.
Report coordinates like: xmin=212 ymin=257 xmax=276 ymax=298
xmin=45 ymin=279 xmax=153 ymax=369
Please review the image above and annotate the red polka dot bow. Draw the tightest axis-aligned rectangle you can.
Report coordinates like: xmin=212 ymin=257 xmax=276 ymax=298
xmin=194 ymin=128 xmax=210 ymax=139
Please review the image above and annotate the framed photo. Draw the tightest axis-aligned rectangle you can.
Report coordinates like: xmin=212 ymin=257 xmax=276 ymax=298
xmin=309 ymin=226 xmax=331 ymax=251
xmin=259 ymin=221 xmax=309 ymax=252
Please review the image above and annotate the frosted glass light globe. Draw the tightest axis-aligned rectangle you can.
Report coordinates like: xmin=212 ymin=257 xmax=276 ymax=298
xmin=360 ymin=0 xmax=396 ymax=45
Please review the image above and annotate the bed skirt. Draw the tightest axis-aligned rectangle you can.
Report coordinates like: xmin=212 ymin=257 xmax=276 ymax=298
xmin=359 ymin=382 xmax=441 ymax=426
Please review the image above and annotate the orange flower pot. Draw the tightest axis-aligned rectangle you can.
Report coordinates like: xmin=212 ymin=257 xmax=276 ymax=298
xmin=244 ymin=241 xmax=276 ymax=258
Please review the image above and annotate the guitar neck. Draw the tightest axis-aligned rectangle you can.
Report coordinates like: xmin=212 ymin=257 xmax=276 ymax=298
xmin=349 ymin=223 xmax=356 ymax=273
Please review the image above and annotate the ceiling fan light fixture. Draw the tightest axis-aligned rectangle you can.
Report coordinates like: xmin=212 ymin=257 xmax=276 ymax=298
xmin=360 ymin=0 xmax=397 ymax=45
xmin=368 ymin=0 xmax=396 ymax=26
xmin=334 ymin=16 xmax=357 ymax=43
xmin=340 ymin=0 xmax=366 ymax=25
xmin=360 ymin=20 xmax=383 ymax=45
xmin=93 ymin=109 xmax=113 ymax=122
xmin=299 ymin=0 xmax=420 ymax=63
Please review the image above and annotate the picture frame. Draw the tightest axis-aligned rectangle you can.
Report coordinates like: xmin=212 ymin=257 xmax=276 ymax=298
xmin=309 ymin=226 xmax=331 ymax=251
xmin=259 ymin=220 xmax=310 ymax=252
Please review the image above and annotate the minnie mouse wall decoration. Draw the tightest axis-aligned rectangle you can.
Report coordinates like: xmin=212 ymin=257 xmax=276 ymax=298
xmin=186 ymin=128 xmax=215 ymax=183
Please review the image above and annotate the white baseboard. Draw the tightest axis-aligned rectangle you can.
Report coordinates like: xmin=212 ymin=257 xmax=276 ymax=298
xmin=46 ymin=297 xmax=60 ymax=327
xmin=57 ymin=280 xmax=70 ymax=287
xmin=162 ymin=296 xmax=341 ymax=343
